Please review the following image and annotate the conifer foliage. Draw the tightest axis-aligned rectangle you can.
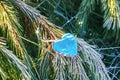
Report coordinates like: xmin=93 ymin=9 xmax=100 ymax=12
xmin=0 ymin=0 xmax=120 ymax=80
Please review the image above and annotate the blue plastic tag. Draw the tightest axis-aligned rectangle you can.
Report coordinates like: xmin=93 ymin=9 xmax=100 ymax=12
xmin=53 ymin=33 xmax=77 ymax=56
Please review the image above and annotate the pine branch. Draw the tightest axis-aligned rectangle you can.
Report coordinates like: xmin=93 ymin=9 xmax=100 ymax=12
xmin=53 ymin=55 xmax=90 ymax=80
xmin=0 ymin=1 xmax=25 ymax=58
xmin=75 ymin=0 xmax=97 ymax=35
xmin=78 ymin=39 xmax=111 ymax=80
xmin=0 ymin=1 xmax=38 ymax=80
xmin=0 ymin=37 xmax=31 ymax=79
xmin=101 ymin=0 xmax=120 ymax=42
xmin=0 ymin=48 xmax=31 ymax=79
xmin=11 ymin=0 xmax=65 ymax=59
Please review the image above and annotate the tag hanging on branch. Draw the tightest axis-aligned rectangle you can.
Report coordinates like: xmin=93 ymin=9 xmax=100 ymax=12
xmin=52 ymin=33 xmax=77 ymax=57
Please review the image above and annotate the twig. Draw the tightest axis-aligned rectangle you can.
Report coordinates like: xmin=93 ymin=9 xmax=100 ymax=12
xmin=95 ymin=47 xmax=120 ymax=51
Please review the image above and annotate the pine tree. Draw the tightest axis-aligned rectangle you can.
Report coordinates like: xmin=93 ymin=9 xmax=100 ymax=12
xmin=1 ymin=0 xmax=120 ymax=80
